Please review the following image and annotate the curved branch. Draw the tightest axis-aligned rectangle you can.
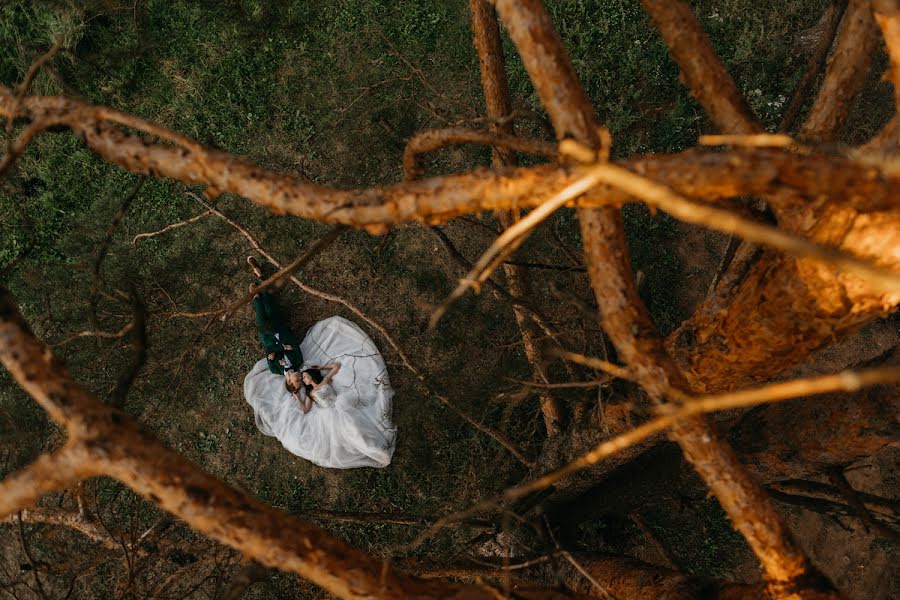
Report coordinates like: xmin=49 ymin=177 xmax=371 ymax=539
xmin=403 ymin=127 xmax=557 ymax=180
xmin=0 ymin=444 xmax=95 ymax=518
xmin=0 ymin=90 xmax=897 ymax=227
xmin=132 ymin=210 xmax=213 ymax=244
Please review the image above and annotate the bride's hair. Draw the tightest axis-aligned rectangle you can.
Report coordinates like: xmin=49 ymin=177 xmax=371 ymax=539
xmin=301 ymin=368 xmax=324 ymax=396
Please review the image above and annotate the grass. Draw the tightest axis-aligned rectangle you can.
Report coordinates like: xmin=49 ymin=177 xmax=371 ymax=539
xmin=0 ymin=0 xmax=882 ymax=596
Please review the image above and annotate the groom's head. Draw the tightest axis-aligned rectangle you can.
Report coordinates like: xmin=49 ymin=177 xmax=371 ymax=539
xmin=285 ymin=371 xmax=302 ymax=394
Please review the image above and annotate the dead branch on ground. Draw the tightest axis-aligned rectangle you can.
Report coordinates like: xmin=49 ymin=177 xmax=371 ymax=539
xmin=131 ymin=210 xmax=213 ymax=245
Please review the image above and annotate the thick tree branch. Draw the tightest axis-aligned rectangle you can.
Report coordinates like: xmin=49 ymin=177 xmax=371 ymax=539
xmin=0 ymin=90 xmax=897 ymax=228
xmin=640 ymin=0 xmax=763 ymax=134
xmin=470 ymin=0 xmax=565 ymax=435
xmin=490 ymin=1 xmax=841 ymax=596
xmin=0 ymin=444 xmax=95 ymax=518
xmin=799 ymin=0 xmax=878 ymax=142
xmin=780 ymin=1 xmax=849 ymax=132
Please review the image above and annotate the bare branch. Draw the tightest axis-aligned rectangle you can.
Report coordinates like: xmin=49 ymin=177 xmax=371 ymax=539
xmin=0 ymin=444 xmax=95 ymax=518
xmin=403 ymin=126 xmax=557 ymax=180
xmin=459 ymin=2 xmax=569 ymax=435
xmin=131 ymin=210 xmax=213 ymax=245
xmin=17 ymin=513 xmax=49 ymax=600
xmin=639 ymin=0 xmax=762 ymax=134
xmin=305 ymin=509 xmax=496 ymax=532
xmin=826 ymin=467 xmax=900 ymax=542
xmin=767 ymin=480 xmax=900 ymax=519
xmin=509 ymin=378 xmax=610 ymax=390
xmin=0 ymin=89 xmax=896 ymax=226
xmin=0 ymin=38 xmax=63 ymax=175
xmin=780 ymin=1 xmax=849 ymax=132
xmin=1 ymin=508 xmax=120 ymax=551
xmin=110 ymin=295 xmax=147 ymax=408
xmin=800 ymin=0 xmax=878 ymax=142
xmin=54 ymin=321 xmax=136 ymax=348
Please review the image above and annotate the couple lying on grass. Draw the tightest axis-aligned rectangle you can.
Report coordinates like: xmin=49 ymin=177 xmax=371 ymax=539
xmin=243 ymin=256 xmax=396 ymax=469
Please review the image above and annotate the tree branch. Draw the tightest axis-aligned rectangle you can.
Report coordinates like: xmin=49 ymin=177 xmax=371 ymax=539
xmin=780 ymin=1 xmax=849 ymax=132
xmin=639 ymin=0 xmax=762 ymax=134
xmin=403 ymin=126 xmax=557 ymax=180
xmin=799 ymin=0 xmax=878 ymax=142
xmin=131 ymin=210 xmax=213 ymax=245
xmin=490 ymin=1 xmax=841 ymax=596
xmin=0 ymin=444 xmax=95 ymax=518
xmin=0 ymin=89 xmax=896 ymax=226
xmin=470 ymin=0 xmax=566 ymax=435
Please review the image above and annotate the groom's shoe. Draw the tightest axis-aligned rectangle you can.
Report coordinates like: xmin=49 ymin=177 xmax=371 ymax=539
xmin=247 ymin=255 xmax=263 ymax=278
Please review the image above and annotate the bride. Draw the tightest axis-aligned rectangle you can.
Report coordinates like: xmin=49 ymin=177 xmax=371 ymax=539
xmin=243 ymin=315 xmax=397 ymax=468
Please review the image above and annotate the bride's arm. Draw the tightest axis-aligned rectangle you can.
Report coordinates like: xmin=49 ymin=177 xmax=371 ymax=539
xmin=295 ymin=392 xmax=312 ymax=414
xmin=321 ymin=362 xmax=341 ymax=384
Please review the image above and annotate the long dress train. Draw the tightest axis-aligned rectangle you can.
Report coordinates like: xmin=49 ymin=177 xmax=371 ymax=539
xmin=243 ymin=316 xmax=396 ymax=468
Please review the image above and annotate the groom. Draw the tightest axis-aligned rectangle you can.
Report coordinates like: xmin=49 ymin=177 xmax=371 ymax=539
xmin=247 ymin=256 xmax=304 ymax=379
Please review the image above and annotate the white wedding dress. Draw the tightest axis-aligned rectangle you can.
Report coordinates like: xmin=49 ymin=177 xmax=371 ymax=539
xmin=243 ymin=316 xmax=396 ymax=468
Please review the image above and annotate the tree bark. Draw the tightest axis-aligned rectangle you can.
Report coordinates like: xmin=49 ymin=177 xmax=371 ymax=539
xmin=491 ymin=1 xmax=838 ymax=597
xmin=666 ymin=209 xmax=900 ymax=394
xmin=470 ymin=0 xmax=564 ymax=436
xmin=560 ymin=553 xmax=767 ymax=600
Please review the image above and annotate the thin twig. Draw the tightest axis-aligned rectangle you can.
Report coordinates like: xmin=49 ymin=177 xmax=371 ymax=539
xmin=509 ymin=378 xmax=610 ymax=390
xmin=429 ymin=165 xmax=608 ymax=328
xmin=17 ymin=512 xmax=50 ymax=600
xmin=54 ymin=322 xmax=136 ymax=347
xmin=0 ymin=38 xmax=63 ymax=175
xmin=110 ymin=295 xmax=147 ymax=408
xmin=131 ymin=210 xmax=212 ymax=244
